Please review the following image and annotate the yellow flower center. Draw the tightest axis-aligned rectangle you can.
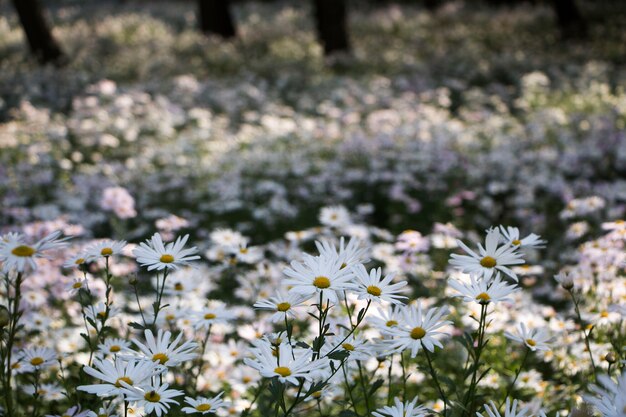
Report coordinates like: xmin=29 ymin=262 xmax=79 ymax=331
xmin=97 ymin=311 xmax=107 ymax=319
xmin=600 ymin=311 xmax=609 ymax=318
xmin=242 ymin=376 xmax=252 ymax=383
xmin=386 ymin=320 xmax=398 ymax=327
xmin=115 ymin=376 xmax=133 ymax=387
xmin=274 ymin=366 xmax=292 ymax=377
xmin=204 ymin=313 xmax=216 ymax=320
xmin=342 ymin=343 xmax=355 ymax=351
xmin=480 ymin=256 xmax=497 ymax=268
xmin=410 ymin=327 xmax=426 ymax=340
xmin=239 ymin=248 xmax=248 ymax=254
xmin=30 ymin=357 xmax=44 ymax=366
xmin=174 ymin=283 xmax=184 ymax=291
xmin=152 ymin=353 xmax=169 ymax=364
xmin=525 ymin=339 xmax=536 ymax=347
xmin=367 ymin=285 xmax=382 ymax=297
xmin=277 ymin=302 xmax=291 ymax=312
xmin=11 ymin=363 xmax=21 ymax=369
xmin=144 ymin=391 xmax=161 ymax=402
xmin=512 ymin=239 xmax=522 ymax=246
xmin=159 ymin=254 xmax=174 ymax=263
xmin=11 ymin=245 xmax=35 ymax=257
xmin=73 ymin=282 xmax=83 ymax=289
xmin=312 ymin=391 xmax=322 ymax=399
xmin=75 ymin=258 xmax=85 ymax=265
xmin=475 ymin=292 xmax=491 ymax=302
xmin=196 ymin=404 xmax=212 ymax=412
xmin=313 ymin=276 xmax=331 ymax=289
xmin=166 ymin=314 xmax=176 ymax=321
xmin=109 ymin=345 xmax=121 ymax=353
xmin=101 ymin=248 xmax=113 ymax=256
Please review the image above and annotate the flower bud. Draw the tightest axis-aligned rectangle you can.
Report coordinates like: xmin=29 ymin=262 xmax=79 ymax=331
xmin=129 ymin=276 xmax=138 ymax=286
xmin=0 ymin=306 xmax=10 ymax=328
xmin=605 ymin=351 xmax=617 ymax=364
xmin=554 ymin=271 xmax=574 ymax=290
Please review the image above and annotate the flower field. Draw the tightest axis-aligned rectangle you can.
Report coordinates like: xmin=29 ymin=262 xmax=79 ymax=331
xmin=0 ymin=1 xmax=625 ymax=417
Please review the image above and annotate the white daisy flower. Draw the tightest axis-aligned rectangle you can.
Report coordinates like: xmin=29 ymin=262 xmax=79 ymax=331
xmin=323 ymin=330 xmax=371 ymax=362
xmin=243 ymin=341 xmax=329 ymax=385
xmin=66 ymin=276 xmax=89 ymax=295
xmin=21 ymin=346 xmax=57 ymax=371
xmin=131 ymin=329 xmax=198 ymax=367
xmin=315 ymin=236 xmax=369 ymax=269
xmin=133 ymin=233 xmax=200 ymax=271
xmin=319 ymin=205 xmax=351 ymax=228
xmin=0 ymin=230 xmax=67 ymax=273
xmin=193 ymin=303 xmax=235 ymax=330
xmin=448 ymin=273 xmax=519 ymax=305
xmin=477 ymin=398 xmax=531 ymax=417
xmin=98 ymin=338 xmax=132 ymax=356
xmin=253 ymin=291 xmax=308 ymax=322
xmin=369 ymin=305 xmax=404 ymax=336
xmin=45 ymin=405 xmax=93 ymax=417
xmin=352 ymin=264 xmax=408 ymax=305
xmin=385 ymin=302 xmax=452 ymax=358
xmin=283 ymin=252 xmax=356 ymax=304
xmin=372 ymin=396 xmax=428 ymax=417
xmin=120 ymin=382 xmax=183 ymax=417
xmin=504 ymin=323 xmax=551 ymax=351
xmin=63 ymin=253 xmax=94 ymax=269
xmin=584 ymin=371 xmax=626 ymax=417
xmin=85 ymin=240 xmax=127 ymax=259
xmin=499 ymin=226 xmax=546 ymax=249
xmin=78 ymin=357 xmax=163 ymax=397
xmin=449 ymin=228 xmax=525 ymax=281
xmin=181 ymin=392 xmax=227 ymax=414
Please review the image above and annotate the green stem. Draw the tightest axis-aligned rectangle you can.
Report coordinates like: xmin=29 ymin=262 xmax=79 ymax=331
xmin=569 ymin=289 xmax=597 ymax=378
xmin=422 ymin=343 xmax=448 ymax=416
xmin=500 ymin=348 xmax=530 ymax=410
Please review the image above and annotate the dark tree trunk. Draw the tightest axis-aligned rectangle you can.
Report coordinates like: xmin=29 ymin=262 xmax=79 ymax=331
xmin=553 ymin=0 xmax=587 ymax=39
xmin=11 ymin=0 xmax=64 ymax=64
xmin=313 ymin=0 xmax=350 ymax=56
xmin=198 ymin=0 xmax=236 ymax=39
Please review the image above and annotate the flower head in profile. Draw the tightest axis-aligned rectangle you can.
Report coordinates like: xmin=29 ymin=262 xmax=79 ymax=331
xmin=385 ymin=302 xmax=451 ymax=358
xmin=583 ymin=371 xmax=626 ymax=417
xmin=352 ymin=264 xmax=407 ymax=305
xmin=131 ymin=329 xmax=198 ymax=367
xmin=133 ymin=233 xmax=200 ymax=271
xmin=78 ymin=357 xmax=162 ymax=397
xmin=253 ymin=291 xmax=308 ymax=322
xmin=243 ymin=341 xmax=329 ymax=385
xmin=45 ymin=405 xmax=93 ymax=417
xmin=181 ymin=392 xmax=227 ymax=414
xmin=504 ymin=323 xmax=551 ymax=351
xmin=498 ymin=226 xmax=546 ymax=249
xmin=450 ymin=227 xmax=524 ymax=281
xmin=448 ymin=273 xmax=519 ymax=305
xmin=85 ymin=240 xmax=127 ymax=259
xmin=0 ymin=231 xmax=68 ymax=273
xmin=120 ymin=382 xmax=183 ymax=417
xmin=477 ymin=398 xmax=532 ymax=417
xmin=372 ymin=396 xmax=428 ymax=417
xmin=315 ymin=237 xmax=369 ymax=269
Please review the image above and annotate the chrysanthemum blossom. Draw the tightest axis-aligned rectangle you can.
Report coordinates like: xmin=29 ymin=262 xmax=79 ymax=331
xmin=448 ymin=273 xmax=519 ymax=305
xmin=449 ymin=227 xmax=525 ymax=281
xmin=120 ymin=382 xmax=183 ymax=417
xmin=504 ymin=323 xmax=551 ymax=351
xmin=0 ymin=231 xmax=68 ymax=273
xmin=352 ymin=264 xmax=408 ymax=305
xmin=78 ymin=357 xmax=162 ymax=397
xmin=131 ymin=329 xmax=198 ymax=367
xmin=372 ymin=396 xmax=428 ymax=417
xmin=133 ymin=233 xmax=200 ymax=271
xmin=385 ymin=302 xmax=452 ymax=358
xmin=283 ymin=252 xmax=356 ymax=304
